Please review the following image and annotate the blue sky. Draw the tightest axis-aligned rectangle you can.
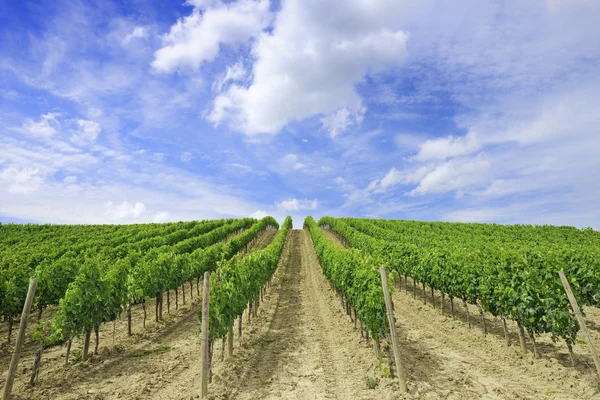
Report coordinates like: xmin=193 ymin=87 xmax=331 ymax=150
xmin=1 ymin=0 xmax=599 ymax=228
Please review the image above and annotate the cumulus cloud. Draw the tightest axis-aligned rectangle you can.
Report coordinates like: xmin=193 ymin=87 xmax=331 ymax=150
xmin=0 ymin=168 xmax=44 ymax=195
xmin=209 ymin=0 xmax=409 ymax=135
xmin=250 ymin=209 xmax=268 ymax=219
xmin=19 ymin=113 xmax=61 ymax=138
xmin=408 ymin=156 xmax=491 ymax=196
xmin=380 ymin=168 xmax=403 ymax=189
xmin=153 ymin=211 xmax=170 ymax=222
xmin=105 ymin=201 xmax=146 ymax=220
xmin=123 ymin=26 xmax=149 ymax=44
xmin=71 ymin=119 xmax=101 ymax=145
xmin=277 ymin=198 xmax=318 ymax=212
xmin=320 ymin=107 xmax=366 ymax=138
xmin=279 ymin=154 xmax=306 ymax=172
xmin=414 ymin=131 xmax=480 ymax=161
xmin=152 ymin=0 xmax=271 ymax=73
xmin=213 ymin=62 xmax=247 ymax=92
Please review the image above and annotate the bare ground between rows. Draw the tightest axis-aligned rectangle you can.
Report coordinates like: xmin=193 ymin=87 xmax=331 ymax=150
xmin=319 ymin=226 xmax=600 ymax=399
xmin=0 ymin=227 xmax=278 ymax=400
xmin=207 ymin=229 xmax=401 ymax=400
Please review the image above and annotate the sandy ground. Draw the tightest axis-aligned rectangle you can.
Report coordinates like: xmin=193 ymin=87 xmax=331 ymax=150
xmin=206 ymin=229 xmax=399 ymax=400
xmin=323 ymin=226 xmax=600 ymax=399
xmin=2 ymin=227 xmax=599 ymax=399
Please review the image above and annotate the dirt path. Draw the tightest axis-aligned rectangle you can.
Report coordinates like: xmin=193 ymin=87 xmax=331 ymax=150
xmin=206 ymin=229 xmax=399 ymax=399
xmin=250 ymin=228 xmax=278 ymax=252
xmin=321 ymin=228 xmax=346 ymax=248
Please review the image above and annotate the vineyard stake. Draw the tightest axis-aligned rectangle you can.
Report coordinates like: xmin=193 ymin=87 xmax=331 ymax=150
xmin=65 ymin=339 xmax=72 ymax=367
xmin=517 ymin=323 xmax=527 ymax=353
xmin=380 ymin=267 xmax=408 ymax=393
xmin=200 ymin=271 xmax=210 ymax=399
xmin=441 ymin=293 xmax=445 ymax=315
xmin=238 ymin=315 xmax=242 ymax=345
xmin=502 ymin=317 xmax=510 ymax=346
xmin=94 ymin=326 xmax=99 ymax=355
xmin=83 ymin=330 xmax=91 ymax=361
xmin=565 ymin=341 xmax=575 ymax=367
xmin=127 ymin=302 xmax=132 ymax=336
xmin=559 ymin=270 xmax=600 ymax=381
xmin=2 ymin=279 xmax=37 ymax=400
xmin=228 ymin=327 xmax=234 ymax=357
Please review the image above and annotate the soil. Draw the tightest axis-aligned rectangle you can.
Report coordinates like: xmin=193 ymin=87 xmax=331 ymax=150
xmin=2 ymin=227 xmax=599 ymax=399
xmin=325 ymin=227 xmax=600 ymax=399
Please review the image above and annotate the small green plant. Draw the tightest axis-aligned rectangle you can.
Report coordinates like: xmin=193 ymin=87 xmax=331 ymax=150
xmin=377 ymin=361 xmax=391 ymax=378
xmin=366 ymin=376 xmax=378 ymax=389
xmin=71 ymin=349 xmax=83 ymax=364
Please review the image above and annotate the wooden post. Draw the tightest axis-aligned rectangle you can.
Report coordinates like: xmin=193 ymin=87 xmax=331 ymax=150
xmin=379 ymin=267 xmax=408 ymax=393
xmin=559 ymin=270 xmax=600 ymax=381
xmin=517 ymin=322 xmax=527 ymax=353
xmin=83 ymin=330 xmax=91 ymax=361
xmin=502 ymin=317 xmax=510 ymax=347
xmin=200 ymin=272 xmax=210 ymax=399
xmin=127 ymin=302 xmax=132 ymax=336
xmin=2 ymin=279 xmax=37 ymax=400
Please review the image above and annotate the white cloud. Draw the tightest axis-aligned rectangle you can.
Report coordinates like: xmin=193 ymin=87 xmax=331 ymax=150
xmin=213 ymin=62 xmax=247 ymax=92
xmin=415 ymin=131 xmax=480 ymax=161
xmin=320 ymin=107 xmax=366 ymax=138
xmin=153 ymin=211 xmax=170 ymax=223
xmin=408 ymin=156 xmax=490 ymax=196
xmin=19 ymin=113 xmax=61 ymax=138
xmin=380 ymin=167 xmax=403 ymax=189
xmin=277 ymin=198 xmax=318 ymax=212
xmin=394 ymin=133 xmax=426 ymax=152
xmin=151 ymin=0 xmax=272 ymax=73
xmin=0 ymin=168 xmax=44 ymax=195
xmin=250 ymin=209 xmax=268 ymax=219
xmin=105 ymin=201 xmax=146 ymax=220
xmin=71 ymin=119 xmax=101 ymax=145
xmin=279 ymin=154 xmax=307 ymax=172
xmin=123 ymin=26 xmax=149 ymax=44
xmin=209 ymin=0 xmax=409 ymax=135
xmin=229 ymin=163 xmax=252 ymax=172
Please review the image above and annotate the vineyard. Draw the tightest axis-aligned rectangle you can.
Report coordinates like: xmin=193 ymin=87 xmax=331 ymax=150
xmin=1 ymin=217 xmax=600 ymax=399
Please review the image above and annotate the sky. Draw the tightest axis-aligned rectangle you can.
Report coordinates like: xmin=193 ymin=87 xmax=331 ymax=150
xmin=1 ymin=0 xmax=599 ymax=228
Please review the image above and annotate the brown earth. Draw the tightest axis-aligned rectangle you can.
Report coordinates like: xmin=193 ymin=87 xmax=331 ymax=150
xmin=323 ymin=226 xmax=600 ymax=399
